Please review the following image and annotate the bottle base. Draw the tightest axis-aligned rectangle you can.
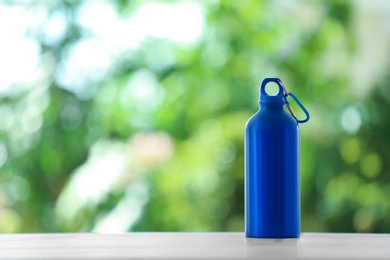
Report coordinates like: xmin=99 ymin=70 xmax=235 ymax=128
xmin=245 ymin=232 xmax=300 ymax=239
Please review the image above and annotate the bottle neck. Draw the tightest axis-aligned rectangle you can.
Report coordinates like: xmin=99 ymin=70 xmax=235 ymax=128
xmin=259 ymin=101 xmax=285 ymax=110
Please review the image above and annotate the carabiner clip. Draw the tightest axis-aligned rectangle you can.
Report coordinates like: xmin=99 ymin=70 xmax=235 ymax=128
xmin=284 ymin=92 xmax=310 ymax=123
xmin=277 ymin=79 xmax=310 ymax=124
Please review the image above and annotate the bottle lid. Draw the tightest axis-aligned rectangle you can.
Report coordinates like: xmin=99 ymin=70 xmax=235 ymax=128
xmin=259 ymin=78 xmax=311 ymax=123
xmin=260 ymin=78 xmax=284 ymax=102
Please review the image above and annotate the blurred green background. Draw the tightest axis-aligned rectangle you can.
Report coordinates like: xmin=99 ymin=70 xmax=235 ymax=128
xmin=0 ymin=0 xmax=389 ymax=233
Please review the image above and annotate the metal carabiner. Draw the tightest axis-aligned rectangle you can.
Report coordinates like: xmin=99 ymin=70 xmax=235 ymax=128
xmin=285 ymin=92 xmax=310 ymax=123
xmin=277 ymin=80 xmax=310 ymax=124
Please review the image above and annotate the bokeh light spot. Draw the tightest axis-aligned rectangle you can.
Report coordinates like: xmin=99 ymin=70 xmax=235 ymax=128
xmin=339 ymin=138 xmax=361 ymax=164
xmin=0 ymin=209 xmax=21 ymax=232
xmin=7 ymin=176 xmax=30 ymax=203
xmin=0 ymin=5 xmax=42 ymax=95
xmin=316 ymin=199 xmax=336 ymax=220
xmin=61 ymin=104 xmax=82 ymax=131
xmin=21 ymin=106 xmax=43 ymax=135
xmin=353 ymin=208 xmax=375 ymax=232
xmin=360 ymin=152 xmax=382 ymax=178
xmin=341 ymin=106 xmax=361 ymax=133
xmin=214 ymin=140 xmax=236 ymax=165
xmin=120 ymin=70 xmax=165 ymax=114
xmin=42 ymin=10 xmax=68 ymax=45
xmin=185 ymin=169 xmax=220 ymax=199
xmin=129 ymin=132 xmax=174 ymax=170
xmin=56 ymin=38 xmax=112 ymax=96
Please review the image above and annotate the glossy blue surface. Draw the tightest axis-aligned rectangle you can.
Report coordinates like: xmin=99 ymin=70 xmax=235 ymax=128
xmin=245 ymin=78 xmax=300 ymax=238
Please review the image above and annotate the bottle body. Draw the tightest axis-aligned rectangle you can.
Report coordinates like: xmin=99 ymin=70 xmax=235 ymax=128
xmin=245 ymin=102 xmax=300 ymax=238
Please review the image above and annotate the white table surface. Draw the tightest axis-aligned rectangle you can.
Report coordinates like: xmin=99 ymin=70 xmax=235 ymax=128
xmin=0 ymin=232 xmax=388 ymax=259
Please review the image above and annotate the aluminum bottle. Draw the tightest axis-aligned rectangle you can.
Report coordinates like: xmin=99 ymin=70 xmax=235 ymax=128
xmin=245 ymin=78 xmax=309 ymax=238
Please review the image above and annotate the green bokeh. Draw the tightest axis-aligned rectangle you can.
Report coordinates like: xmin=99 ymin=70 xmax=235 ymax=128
xmin=0 ymin=0 xmax=389 ymax=233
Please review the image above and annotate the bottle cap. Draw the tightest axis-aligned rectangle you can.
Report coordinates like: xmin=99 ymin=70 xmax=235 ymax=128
xmin=260 ymin=78 xmax=310 ymax=123
xmin=260 ymin=78 xmax=284 ymax=101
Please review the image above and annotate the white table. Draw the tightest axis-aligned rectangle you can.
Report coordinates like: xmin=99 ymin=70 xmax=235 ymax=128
xmin=0 ymin=233 xmax=388 ymax=259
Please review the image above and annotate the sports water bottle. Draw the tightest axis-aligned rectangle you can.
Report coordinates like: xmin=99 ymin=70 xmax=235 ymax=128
xmin=245 ymin=78 xmax=310 ymax=238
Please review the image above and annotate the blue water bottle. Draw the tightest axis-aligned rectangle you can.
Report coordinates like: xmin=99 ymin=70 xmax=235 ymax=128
xmin=245 ymin=78 xmax=310 ymax=238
